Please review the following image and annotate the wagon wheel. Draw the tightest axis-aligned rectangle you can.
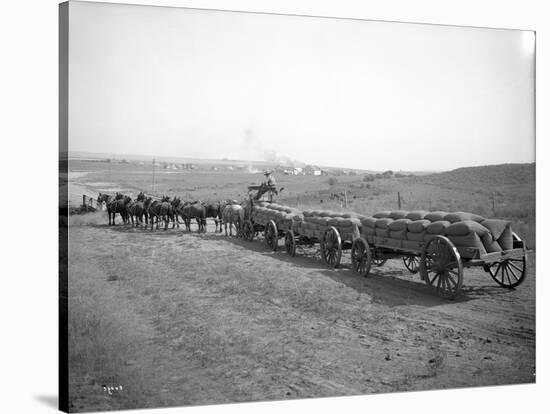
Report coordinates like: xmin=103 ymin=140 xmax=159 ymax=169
xmin=486 ymin=257 xmax=527 ymax=288
xmin=265 ymin=220 xmax=278 ymax=251
xmin=285 ymin=230 xmax=296 ymax=257
xmin=371 ymin=249 xmax=387 ymax=267
xmin=242 ymin=220 xmax=254 ymax=241
xmin=320 ymin=226 xmax=342 ymax=268
xmin=351 ymin=237 xmax=372 ymax=277
xmin=403 ymin=255 xmax=420 ymax=274
xmin=420 ymin=235 xmax=463 ymax=300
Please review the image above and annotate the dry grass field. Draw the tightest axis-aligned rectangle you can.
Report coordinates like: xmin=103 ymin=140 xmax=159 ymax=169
xmin=65 ymin=160 xmax=536 ymax=412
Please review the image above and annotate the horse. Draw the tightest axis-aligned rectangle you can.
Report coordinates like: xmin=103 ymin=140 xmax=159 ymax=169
xmin=222 ymin=203 xmax=244 ymax=237
xmin=182 ymin=202 xmax=207 ymax=232
xmin=159 ymin=195 xmax=176 ymax=230
xmin=203 ymin=201 xmax=223 ymax=232
xmin=106 ymin=194 xmax=131 ymax=225
xmin=128 ymin=196 xmax=148 ymax=227
xmin=171 ymin=197 xmax=187 ymax=227
xmin=97 ymin=193 xmax=111 ymax=212
xmin=145 ymin=197 xmax=162 ymax=230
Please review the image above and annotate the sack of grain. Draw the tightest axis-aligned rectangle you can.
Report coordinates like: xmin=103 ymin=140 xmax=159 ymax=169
xmin=360 ymin=217 xmax=377 ymax=228
xmin=425 ymin=211 xmax=448 ymax=222
xmin=341 ymin=213 xmax=358 ymax=219
xmin=362 ymin=226 xmax=376 ymax=236
xmin=375 ymin=228 xmax=391 ymax=237
xmin=328 ymin=217 xmax=345 ymax=227
xmin=480 ymin=219 xmax=511 ymax=240
xmin=445 ymin=220 xmax=490 ymax=237
xmin=390 ymin=229 xmax=408 ymax=240
xmin=407 ymin=231 xmax=426 ymax=241
xmin=497 ymin=225 xmax=513 ymax=250
xmin=375 ymin=218 xmax=394 ymax=229
xmin=374 ymin=211 xmax=391 ymax=218
xmin=426 ymin=220 xmax=451 ymax=234
xmin=448 ymin=233 xmax=487 ymax=255
xmin=389 ymin=210 xmax=408 ymax=219
xmin=481 ymin=232 xmax=503 ymax=253
xmin=444 ymin=212 xmax=485 ymax=223
xmin=407 ymin=219 xmax=430 ymax=233
xmin=389 ymin=218 xmax=411 ymax=231
xmin=406 ymin=210 xmax=429 ymax=221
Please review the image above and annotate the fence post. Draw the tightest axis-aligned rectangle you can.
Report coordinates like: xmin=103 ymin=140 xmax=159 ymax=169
xmin=397 ymin=192 xmax=401 ymax=209
xmin=82 ymin=194 xmax=87 ymax=211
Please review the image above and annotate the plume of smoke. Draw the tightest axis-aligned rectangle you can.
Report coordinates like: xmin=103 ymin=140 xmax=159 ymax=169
xmin=242 ymin=128 xmax=304 ymax=167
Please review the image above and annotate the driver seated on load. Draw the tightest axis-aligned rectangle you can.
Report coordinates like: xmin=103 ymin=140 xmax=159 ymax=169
xmin=264 ymin=170 xmax=277 ymax=190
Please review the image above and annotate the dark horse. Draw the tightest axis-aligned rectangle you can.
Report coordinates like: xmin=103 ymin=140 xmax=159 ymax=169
xmin=182 ymin=201 xmax=206 ymax=232
xmin=145 ymin=196 xmax=175 ymax=230
xmin=128 ymin=192 xmax=148 ymax=227
xmin=98 ymin=192 xmax=130 ymax=225
xmin=203 ymin=201 xmax=223 ymax=232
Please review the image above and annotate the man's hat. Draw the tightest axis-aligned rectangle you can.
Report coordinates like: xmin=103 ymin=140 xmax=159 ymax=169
xmin=264 ymin=170 xmax=272 ymax=176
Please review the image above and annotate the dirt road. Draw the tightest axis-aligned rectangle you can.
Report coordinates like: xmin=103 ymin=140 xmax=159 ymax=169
xmin=67 ymin=220 xmax=535 ymax=412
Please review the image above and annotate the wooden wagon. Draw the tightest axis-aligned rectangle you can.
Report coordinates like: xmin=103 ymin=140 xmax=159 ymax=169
xmin=240 ymin=186 xmax=293 ymax=250
xmin=349 ymin=222 xmax=529 ymax=299
xmin=283 ymin=213 xmax=362 ymax=268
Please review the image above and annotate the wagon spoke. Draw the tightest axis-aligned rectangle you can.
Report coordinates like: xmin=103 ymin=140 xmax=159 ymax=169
xmin=507 ymin=261 xmax=523 ymax=273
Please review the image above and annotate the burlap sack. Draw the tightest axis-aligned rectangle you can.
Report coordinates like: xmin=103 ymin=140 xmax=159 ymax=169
xmin=360 ymin=217 xmax=377 ymax=228
xmin=374 ymin=211 xmax=391 ymax=218
xmin=389 ymin=218 xmax=411 ymax=231
xmin=328 ymin=217 xmax=346 ymax=227
xmin=481 ymin=232 xmax=503 ymax=253
xmin=445 ymin=220 xmax=490 ymax=237
xmin=481 ymin=219 xmax=511 ymax=239
xmin=389 ymin=210 xmax=408 ymax=219
xmin=375 ymin=218 xmax=394 ymax=229
xmin=407 ymin=231 xmax=426 ymax=241
xmin=448 ymin=233 xmax=487 ymax=256
xmin=444 ymin=212 xmax=485 ymax=223
xmin=375 ymin=228 xmax=391 ymax=237
xmin=426 ymin=220 xmax=451 ymax=234
xmin=406 ymin=210 xmax=429 ymax=221
xmin=390 ymin=229 xmax=408 ymax=240
xmin=362 ymin=227 xmax=376 ymax=236
xmin=425 ymin=211 xmax=448 ymax=222
xmin=497 ymin=225 xmax=513 ymax=250
xmin=407 ymin=219 xmax=430 ymax=233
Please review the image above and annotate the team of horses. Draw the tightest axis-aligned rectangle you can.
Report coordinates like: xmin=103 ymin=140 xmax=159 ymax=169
xmin=96 ymin=192 xmax=244 ymax=236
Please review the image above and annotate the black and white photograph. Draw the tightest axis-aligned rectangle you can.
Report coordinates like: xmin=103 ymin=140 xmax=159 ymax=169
xmin=3 ymin=1 xmax=546 ymax=413
xmin=57 ymin=1 xmax=539 ymax=412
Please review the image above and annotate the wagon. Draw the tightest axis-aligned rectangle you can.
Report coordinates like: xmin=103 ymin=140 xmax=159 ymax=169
xmin=240 ymin=185 xmax=289 ymax=250
xmin=283 ymin=213 xmax=362 ymax=269
xmin=349 ymin=227 xmax=529 ymax=300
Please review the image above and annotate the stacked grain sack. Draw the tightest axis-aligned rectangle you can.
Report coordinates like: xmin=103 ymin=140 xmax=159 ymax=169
xmin=299 ymin=210 xmax=361 ymax=241
xmin=359 ymin=209 xmax=514 ymax=258
xmin=250 ymin=202 xmax=303 ymax=231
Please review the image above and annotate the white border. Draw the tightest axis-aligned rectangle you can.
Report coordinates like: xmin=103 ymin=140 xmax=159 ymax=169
xmin=0 ymin=1 xmax=546 ymax=413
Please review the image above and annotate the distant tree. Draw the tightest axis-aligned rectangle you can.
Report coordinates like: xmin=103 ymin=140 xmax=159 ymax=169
xmin=363 ymin=174 xmax=375 ymax=182
xmin=327 ymin=177 xmax=338 ymax=186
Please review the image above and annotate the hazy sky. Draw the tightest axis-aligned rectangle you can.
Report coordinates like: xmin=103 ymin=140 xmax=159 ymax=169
xmin=68 ymin=1 xmax=535 ymax=171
